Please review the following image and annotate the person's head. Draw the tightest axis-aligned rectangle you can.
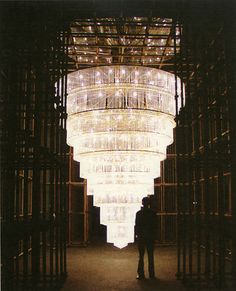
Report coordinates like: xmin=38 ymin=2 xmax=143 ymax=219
xmin=142 ymin=197 xmax=150 ymax=208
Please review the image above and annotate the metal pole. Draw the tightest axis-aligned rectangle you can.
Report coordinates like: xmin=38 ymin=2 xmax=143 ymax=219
xmin=174 ymin=17 xmax=182 ymax=280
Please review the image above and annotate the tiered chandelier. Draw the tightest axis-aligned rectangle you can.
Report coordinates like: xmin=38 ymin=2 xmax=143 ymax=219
xmin=67 ymin=65 xmax=182 ymax=248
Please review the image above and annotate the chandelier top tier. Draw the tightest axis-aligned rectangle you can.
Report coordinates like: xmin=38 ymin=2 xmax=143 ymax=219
xmin=66 ymin=65 xmax=183 ymax=248
xmin=67 ymin=65 xmax=182 ymax=116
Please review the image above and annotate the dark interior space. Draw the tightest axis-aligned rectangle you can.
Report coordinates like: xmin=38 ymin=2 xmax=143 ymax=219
xmin=1 ymin=0 xmax=235 ymax=290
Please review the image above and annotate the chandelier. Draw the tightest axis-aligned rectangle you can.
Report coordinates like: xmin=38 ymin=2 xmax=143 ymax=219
xmin=66 ymin=65 xmax=182 ymax=248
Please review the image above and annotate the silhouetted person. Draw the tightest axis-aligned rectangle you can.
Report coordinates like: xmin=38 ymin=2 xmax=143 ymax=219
xmin=135 ymin=197 xmax=156 ymax=279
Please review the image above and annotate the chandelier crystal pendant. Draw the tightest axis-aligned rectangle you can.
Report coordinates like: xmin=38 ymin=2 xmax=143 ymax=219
xmin=66 ymin=65 xmax=183 ymax=249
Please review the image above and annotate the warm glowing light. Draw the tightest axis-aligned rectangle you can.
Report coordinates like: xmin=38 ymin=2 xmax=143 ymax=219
xmin=67 ymin=65 xmax=184 ymax=248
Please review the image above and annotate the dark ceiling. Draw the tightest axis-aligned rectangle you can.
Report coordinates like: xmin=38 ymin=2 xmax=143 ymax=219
xmin=68 ymin=16 xmax=181 ymax=71
xmin=0 ymin=0 xmax=234 ymax=76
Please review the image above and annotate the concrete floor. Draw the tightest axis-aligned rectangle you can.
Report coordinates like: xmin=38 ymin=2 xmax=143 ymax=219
xmin=61 ymin=243 xmax=187 ymax=291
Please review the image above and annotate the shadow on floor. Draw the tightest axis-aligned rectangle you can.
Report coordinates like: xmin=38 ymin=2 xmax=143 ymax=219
xmin=61 ymin=243 xmax=186 ymax=291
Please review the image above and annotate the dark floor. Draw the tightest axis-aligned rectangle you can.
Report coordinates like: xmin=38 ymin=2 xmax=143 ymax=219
xmin=61 ymin=243 xmax=187 ymax=291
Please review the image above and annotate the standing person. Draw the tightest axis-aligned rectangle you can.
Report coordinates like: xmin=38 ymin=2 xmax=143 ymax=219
xmin=135 ymin=196 xmax=156 ymax=280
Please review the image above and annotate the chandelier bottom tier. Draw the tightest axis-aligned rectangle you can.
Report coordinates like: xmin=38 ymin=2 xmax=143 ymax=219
xmin=66 ymin=65 xmax=182 ymax=248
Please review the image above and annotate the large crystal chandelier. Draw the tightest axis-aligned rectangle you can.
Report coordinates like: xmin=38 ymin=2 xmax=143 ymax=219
xmin=67 ymin=65 xmax=183 ymax=248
